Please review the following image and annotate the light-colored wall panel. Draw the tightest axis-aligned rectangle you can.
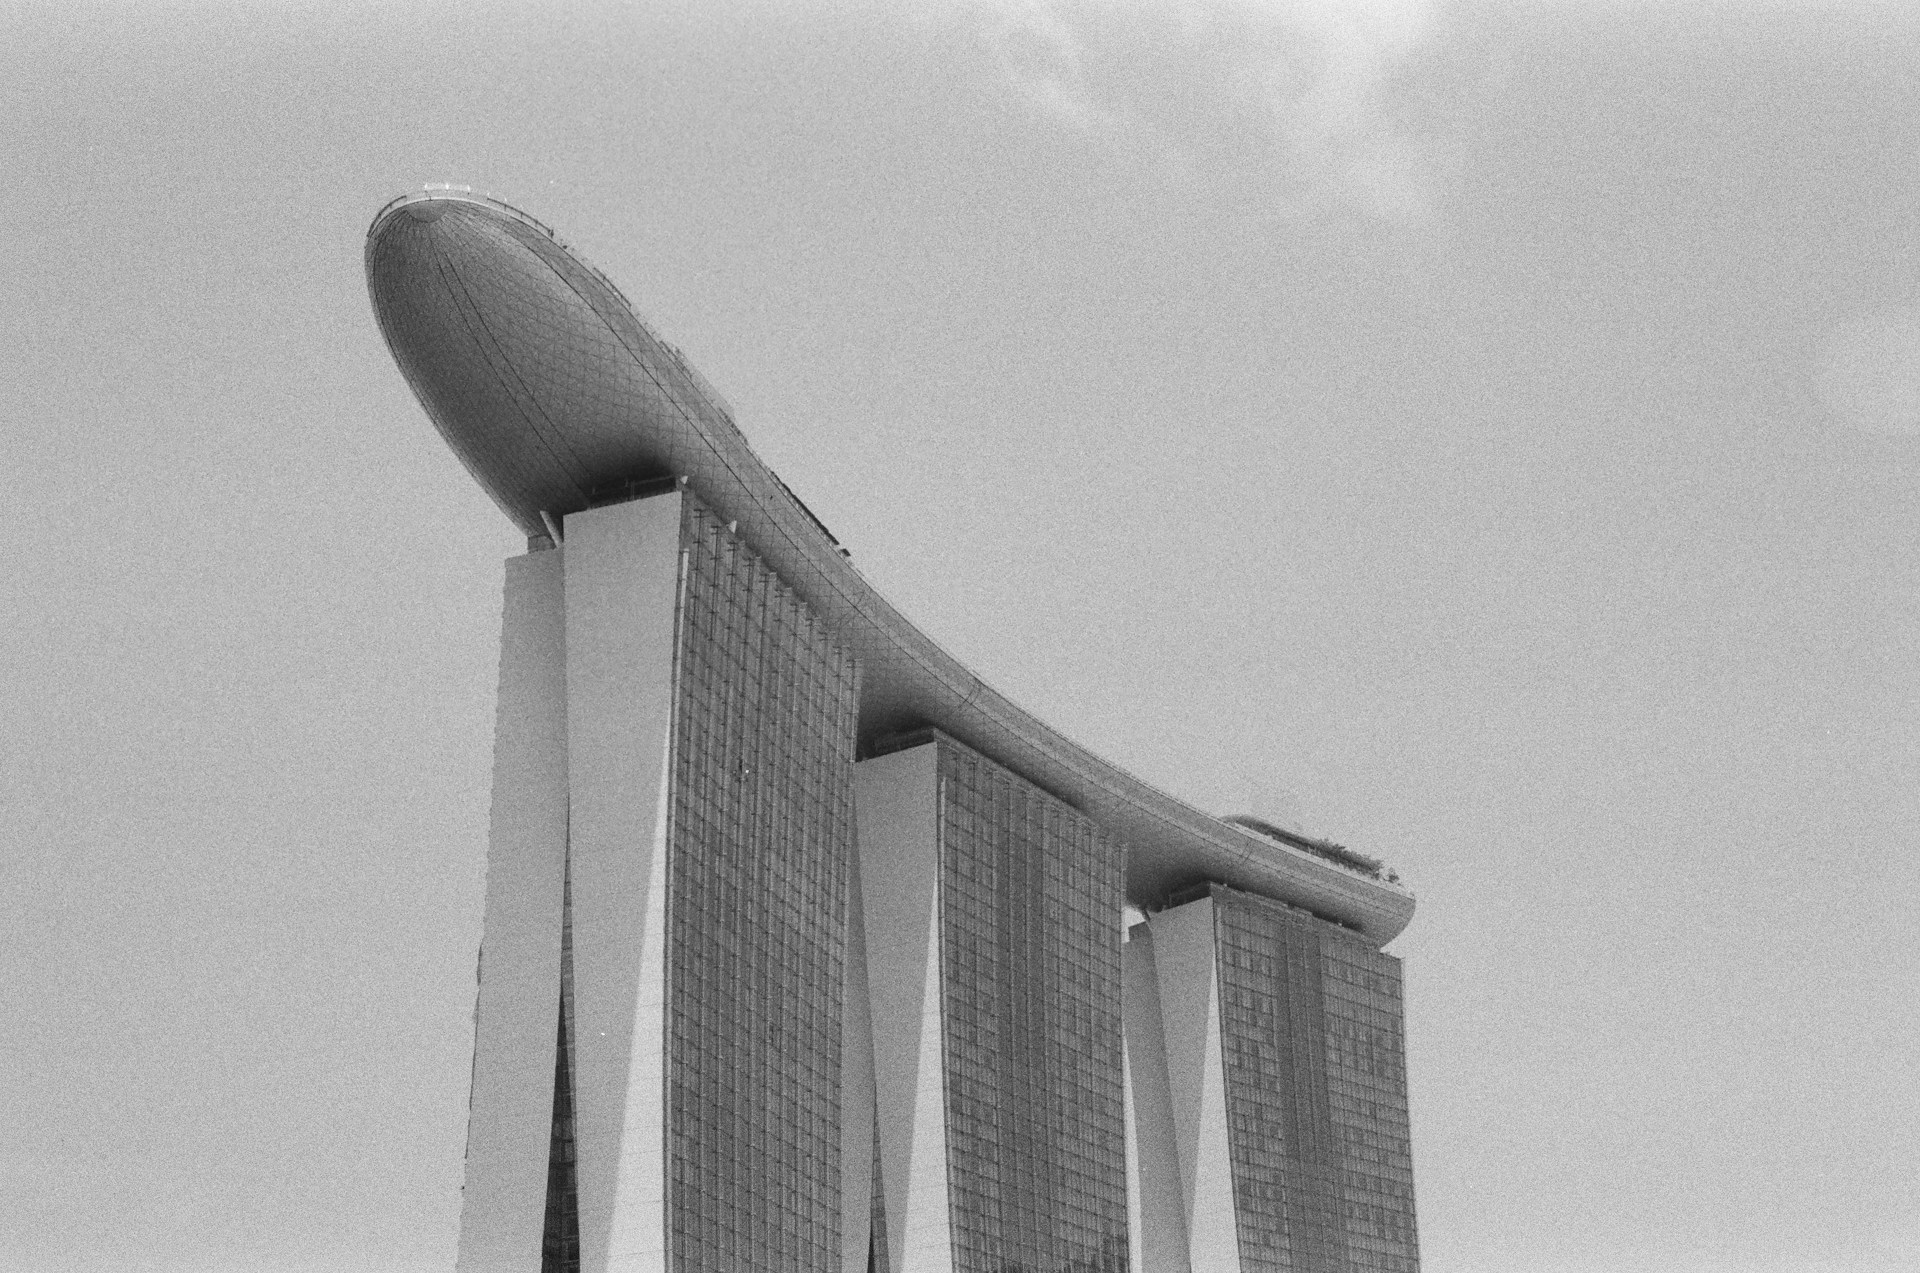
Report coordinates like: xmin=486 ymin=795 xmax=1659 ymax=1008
xmin=1149 ymin=899 xmax=1241 ymax=1273
xmin=853 ymin=745 xmax=948 ymax=1273
xmin=562 ymin=495 xmax=684 ymax=1273
xmin=841 ymin=846 xmax=876 ymax=1273
xmin=898 ymin=900 xmax=953 ymax=1273
xmin=457 ymin=548 xmax=571 ymax=1273
xmin=1123 ymin=924 xmax=1191 ymax=1273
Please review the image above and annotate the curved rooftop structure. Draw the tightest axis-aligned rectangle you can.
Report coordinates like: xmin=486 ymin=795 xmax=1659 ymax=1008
xmin=366 ymin=189 xmax=1415 ymax=946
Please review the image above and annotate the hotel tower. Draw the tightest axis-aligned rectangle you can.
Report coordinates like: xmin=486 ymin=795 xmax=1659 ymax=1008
xmin=366 ymin=190 xmax=1419 ymax=1273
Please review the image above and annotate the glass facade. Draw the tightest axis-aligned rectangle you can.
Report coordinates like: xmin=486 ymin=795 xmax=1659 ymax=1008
xmin=1211 ymin=887 xmax=1418 ymax=1273
xmin=518 ymin=495 xmax=1415 ymax=1273
xmin=542 ymin=865 xmax=580 ymax=1273
xmin=537 ymin=496 xmax=860 ymax=1273
xmin=1320 ymin=928 xmax=1419 ymax=1271
xmin=935 ymin=740 xmax=1129 ymax=1273
xmin=666 ymin=500 xmax=861 ymax=1273
xmin=868 ymin=1115 xmax=889 ymax=1273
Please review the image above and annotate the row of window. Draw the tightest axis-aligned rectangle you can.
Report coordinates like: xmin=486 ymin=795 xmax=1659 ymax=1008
xmin=1206 ymin=886 xmax=1419 ymax=1271
xmin=534 ymin=499 xmax=1419 ymax=1272
xmin=664 ymin=503 xmax=859 ymax=1273
xmin=934 ymin=738 xmax=1129 ymax=1273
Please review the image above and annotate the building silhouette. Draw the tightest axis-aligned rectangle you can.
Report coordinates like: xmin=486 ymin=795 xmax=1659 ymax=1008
xmin=365 ymin=190 xmax=1419 ymax=1273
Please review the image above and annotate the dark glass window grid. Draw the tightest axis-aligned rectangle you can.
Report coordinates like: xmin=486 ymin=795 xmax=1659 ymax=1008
xmin=666 ymin=500 xmax=861 ymax=1273
xmin=1211 ymin=886 xmax=1419 ymax=1273
xmin=542 ymin=861 xmax=581 ymax=1272
xmin=935 ymin=739 xmax=1129 ymax=1273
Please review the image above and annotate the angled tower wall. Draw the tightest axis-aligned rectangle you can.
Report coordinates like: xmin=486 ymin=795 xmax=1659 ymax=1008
xmin=1126 ymin=886 xmax=1419 ymax=1273
xmin=857 ymin=735 xmax=1129 ymax=1273
xmin=459 ymin=491 xmax=863 ymax=1273
xmin=458 ymin=551 xmax=571 ymax=1273
xmin=455 ymin=497 xmax=1422 ymax=1273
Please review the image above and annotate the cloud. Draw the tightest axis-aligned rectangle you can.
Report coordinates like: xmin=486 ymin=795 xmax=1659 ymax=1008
xmin=976 ymin=0 xmax=1439 ymax=222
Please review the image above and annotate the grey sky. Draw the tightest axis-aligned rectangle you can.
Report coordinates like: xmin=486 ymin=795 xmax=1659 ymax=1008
xmin=2 ymin=2 xmax=1915 ymax=1270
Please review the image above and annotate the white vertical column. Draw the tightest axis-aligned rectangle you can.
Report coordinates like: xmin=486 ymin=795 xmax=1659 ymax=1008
xmin=841 ymin=847 xmax=877 ymax=1273
xmin=854 ymin=744 xmax=953 ymax=1273
xmin=1123 ymin=923 xmax=1193 ymax=1273
xmin=900 ymin=889 xmax=954 ymax=1273
xmin=1124 ymin=1011 xmax=1141 ymax=1270
xmin=1149 ymin=898 xmax=1242 ymax=1273
xmin=457 ymin=548 xmax=571 ymax=1273
xmin=562 ymin=495 xmax=686 ymax=1273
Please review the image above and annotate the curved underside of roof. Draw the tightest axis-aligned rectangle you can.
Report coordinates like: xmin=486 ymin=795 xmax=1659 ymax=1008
xmin=366 ymin=190 xmax=1415 ymax=947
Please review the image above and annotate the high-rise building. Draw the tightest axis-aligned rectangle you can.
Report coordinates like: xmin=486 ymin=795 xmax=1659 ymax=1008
xmin=366 ymin=189 xmax=1420 ymax=1273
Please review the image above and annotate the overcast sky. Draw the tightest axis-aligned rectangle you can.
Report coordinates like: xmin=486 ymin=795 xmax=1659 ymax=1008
xmin=3 ymin=1 xmax=1916 ymax=1270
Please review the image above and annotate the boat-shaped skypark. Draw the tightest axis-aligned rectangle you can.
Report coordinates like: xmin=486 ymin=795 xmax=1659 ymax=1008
xmin=366 ymin=190 xmax=1413 ymax=946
